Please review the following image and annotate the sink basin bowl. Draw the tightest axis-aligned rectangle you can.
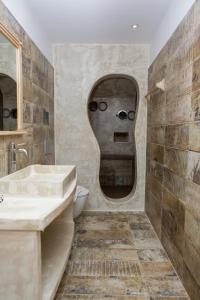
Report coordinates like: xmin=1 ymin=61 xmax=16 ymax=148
xmin=0 ymin=165 xmax=76 ymax=198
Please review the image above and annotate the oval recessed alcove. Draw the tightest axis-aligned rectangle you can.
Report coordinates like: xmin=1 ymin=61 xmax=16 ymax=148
xmin=88 ymin=74 xmax=138 ymax=201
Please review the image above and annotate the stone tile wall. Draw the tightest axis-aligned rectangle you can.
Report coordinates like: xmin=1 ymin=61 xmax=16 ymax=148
xmin=146 ymin=1 xmax=200 ymax=299
xmin=0 ymin=0 xmax=54 ymax=177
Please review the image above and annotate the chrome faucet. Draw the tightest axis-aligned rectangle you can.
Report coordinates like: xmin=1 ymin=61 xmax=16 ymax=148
xmin=8 ymin=142 xmax=28 ymax=174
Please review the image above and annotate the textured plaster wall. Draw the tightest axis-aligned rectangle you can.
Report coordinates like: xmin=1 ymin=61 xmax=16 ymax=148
xmin=54 ymin=44 xmax=149 ymax=211
xmin=0 ymin=0 xmax=55 ymax=177
xmin=146 ymin=1 xmax=200 ymax=299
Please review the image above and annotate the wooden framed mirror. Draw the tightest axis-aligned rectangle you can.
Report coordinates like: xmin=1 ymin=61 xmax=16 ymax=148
xmin=0 ymin=23 xmax=25 ymax=135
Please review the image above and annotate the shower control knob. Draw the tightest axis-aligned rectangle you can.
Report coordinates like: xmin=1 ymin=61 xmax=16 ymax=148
xmin=116 ymin=110 xmax=128 ymax=120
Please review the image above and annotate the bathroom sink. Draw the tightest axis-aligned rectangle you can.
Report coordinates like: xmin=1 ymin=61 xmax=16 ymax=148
xmin=0 ymin=164 xmax=76 ymax=198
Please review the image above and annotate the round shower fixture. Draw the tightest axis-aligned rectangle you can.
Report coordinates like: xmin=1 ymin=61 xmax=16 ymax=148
xmin=128 ymin=110 xmax=135 ymax=121
xmin=116 ymin=110 xmax=128 ymax=120
xmin=99 ymin=101 xmax=108 ymax=111
xmin=88 ymin=101 xmax=98 ymax=112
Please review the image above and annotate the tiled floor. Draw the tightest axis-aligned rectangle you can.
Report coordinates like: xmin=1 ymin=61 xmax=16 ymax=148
xmin=55 ymin=212 xmax=190 ymax=300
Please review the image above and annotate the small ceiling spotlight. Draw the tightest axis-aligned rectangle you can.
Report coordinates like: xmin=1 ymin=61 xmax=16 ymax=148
xmin=132 ymin=24 xmax=139 ymax=30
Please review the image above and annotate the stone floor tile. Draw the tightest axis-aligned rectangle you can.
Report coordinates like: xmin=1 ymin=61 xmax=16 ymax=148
xmin=151 ymin=297 xmax=189 ymax=300
xmin=67 ymin=260 xmax=141 ymax=277
xmin=137 ymin=249 xmax=168 ymax=262
xmin=63 ymin=276 xmax=149 ymax=297
xmin=70 ymin=247 xmax=139 ymax=262
xmin=76 ymin=238 xmax=134 ymax=249
xmin=130 ymin=223 xmax=152 ymax=231
xmin=76 ymin=213 xmax=128 ymax=225
xmin=61 ymin=295 xmax=150 ymax=300
xmin=75 ymin=230 xmax=132 ymax=241
xmin=128 ymin=214 xmax=150 ymax=224
xmin=139 ymin=262 xmax=176 ymax=277
xmin=104 ymin=249 xmax=139 ymax=261
xmin=69 ymin=247 xmax=105 ymax=261
xmin=55 ymin=213 xmax=189 ymax=300
xmin=131 ymin=229 xmax=157 ymax=239
xmin=146 ymin=278 xmax=188 ymax=297
xmin=75 ymin=218 xmax=130 ymax=231
xmin=132 ymin=238 xmax=163 ymax=250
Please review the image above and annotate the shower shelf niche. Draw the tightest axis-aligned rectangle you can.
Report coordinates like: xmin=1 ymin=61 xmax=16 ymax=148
xmin=114 ymin=132 xmax=129 ymax=142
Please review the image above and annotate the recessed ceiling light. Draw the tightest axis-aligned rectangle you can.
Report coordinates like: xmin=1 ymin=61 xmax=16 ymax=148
xmin=132 ymin=24 xmax=139 ymax=29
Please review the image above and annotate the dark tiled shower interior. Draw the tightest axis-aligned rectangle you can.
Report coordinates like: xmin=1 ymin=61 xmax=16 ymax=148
xmin=88 ymin=77 xmax=137 ymax=200
xmin=55 ymin=212 xmax=189 ymax=299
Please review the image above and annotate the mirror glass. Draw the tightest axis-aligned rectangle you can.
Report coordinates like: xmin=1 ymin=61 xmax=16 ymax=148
xmin=0 ymin=32 xmax=17 ymax=131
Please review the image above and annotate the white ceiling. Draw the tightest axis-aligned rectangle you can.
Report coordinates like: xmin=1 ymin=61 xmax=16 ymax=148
xmin=27 ymin=0 xmax=173 ymax=44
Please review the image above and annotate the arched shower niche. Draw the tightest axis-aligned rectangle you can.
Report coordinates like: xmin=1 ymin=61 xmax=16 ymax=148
xmin=88 ymin=74 xmax=138 ymax=201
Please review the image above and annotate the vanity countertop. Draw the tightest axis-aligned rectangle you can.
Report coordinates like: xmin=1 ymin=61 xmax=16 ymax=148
xmin=0 ymin=184 xmax=75 ymax=231
xmin=0 ymin=165 xmax=77 ymax=231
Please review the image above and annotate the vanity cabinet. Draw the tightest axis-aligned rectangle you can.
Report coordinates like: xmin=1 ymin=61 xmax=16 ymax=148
xmin=0 ymin=202 xmax=74 ymax=300
xmin=41 ymin=205 xmax=74 ymax=300
xmin=0 ymin=165 xmax=76 ymax=300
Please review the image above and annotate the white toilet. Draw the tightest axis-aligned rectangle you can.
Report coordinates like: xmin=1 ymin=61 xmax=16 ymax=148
xmin=73 ymin=185 xmax=89 ymax=218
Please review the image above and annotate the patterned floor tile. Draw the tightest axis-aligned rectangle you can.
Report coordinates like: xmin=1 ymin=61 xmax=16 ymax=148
xmin=67 ymin=260 xmax=141 ymax=277
xmin=146 ymin=278 xmax=188 ymax=297
xmin=137 ymin=249 xmax=168 ymax=262
xmin=70 ymin=247 xmax=105 ymax=261
xmin=130 ymin=223 xmax=152 ymax=230
xmin=62 ymin=295 xmax=150 ymax=300
xmin=131 ymin=229 xmax=157 ymax=239
xmin=63 ymin=276 xmax=149 ymax=296
xmin=76 ymin=213 xmax=128 ymax=226
xmin=76 ymin=238 xmax=134 ymax=249
xmin=76 ymin=218 xmax=130 ymax=231
xmin=104 ymin=249 xmax=139 ymax=261
xmin=139 ymin=262 xmax=176 ymax=278
xmin=70 ymin=247 xmax=139 ymax=262
xmin=132 ymin=238 xmax=163 ymax=250
xmin=54 ymin=213 xmax=189 ymax=300
xmin=128 ymin=214 xmax=150 ymax=224
xmin=151 ymin=297 xmax=189 ymax=300
xmin=75 ymin=229 xmax=132 ymax=241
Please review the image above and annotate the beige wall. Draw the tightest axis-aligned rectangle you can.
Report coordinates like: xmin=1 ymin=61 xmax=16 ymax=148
xmin=146 ymin=1 xmax=200 ymax=299
xmin=0 ymin=0 xmax=55 ymax=177
xmin=54 ymin=44 xmax=149 ymax=211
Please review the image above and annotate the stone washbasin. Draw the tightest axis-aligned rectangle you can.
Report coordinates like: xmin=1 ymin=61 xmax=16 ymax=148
xmin=0 ymin=164 xmax=76 ymax=198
